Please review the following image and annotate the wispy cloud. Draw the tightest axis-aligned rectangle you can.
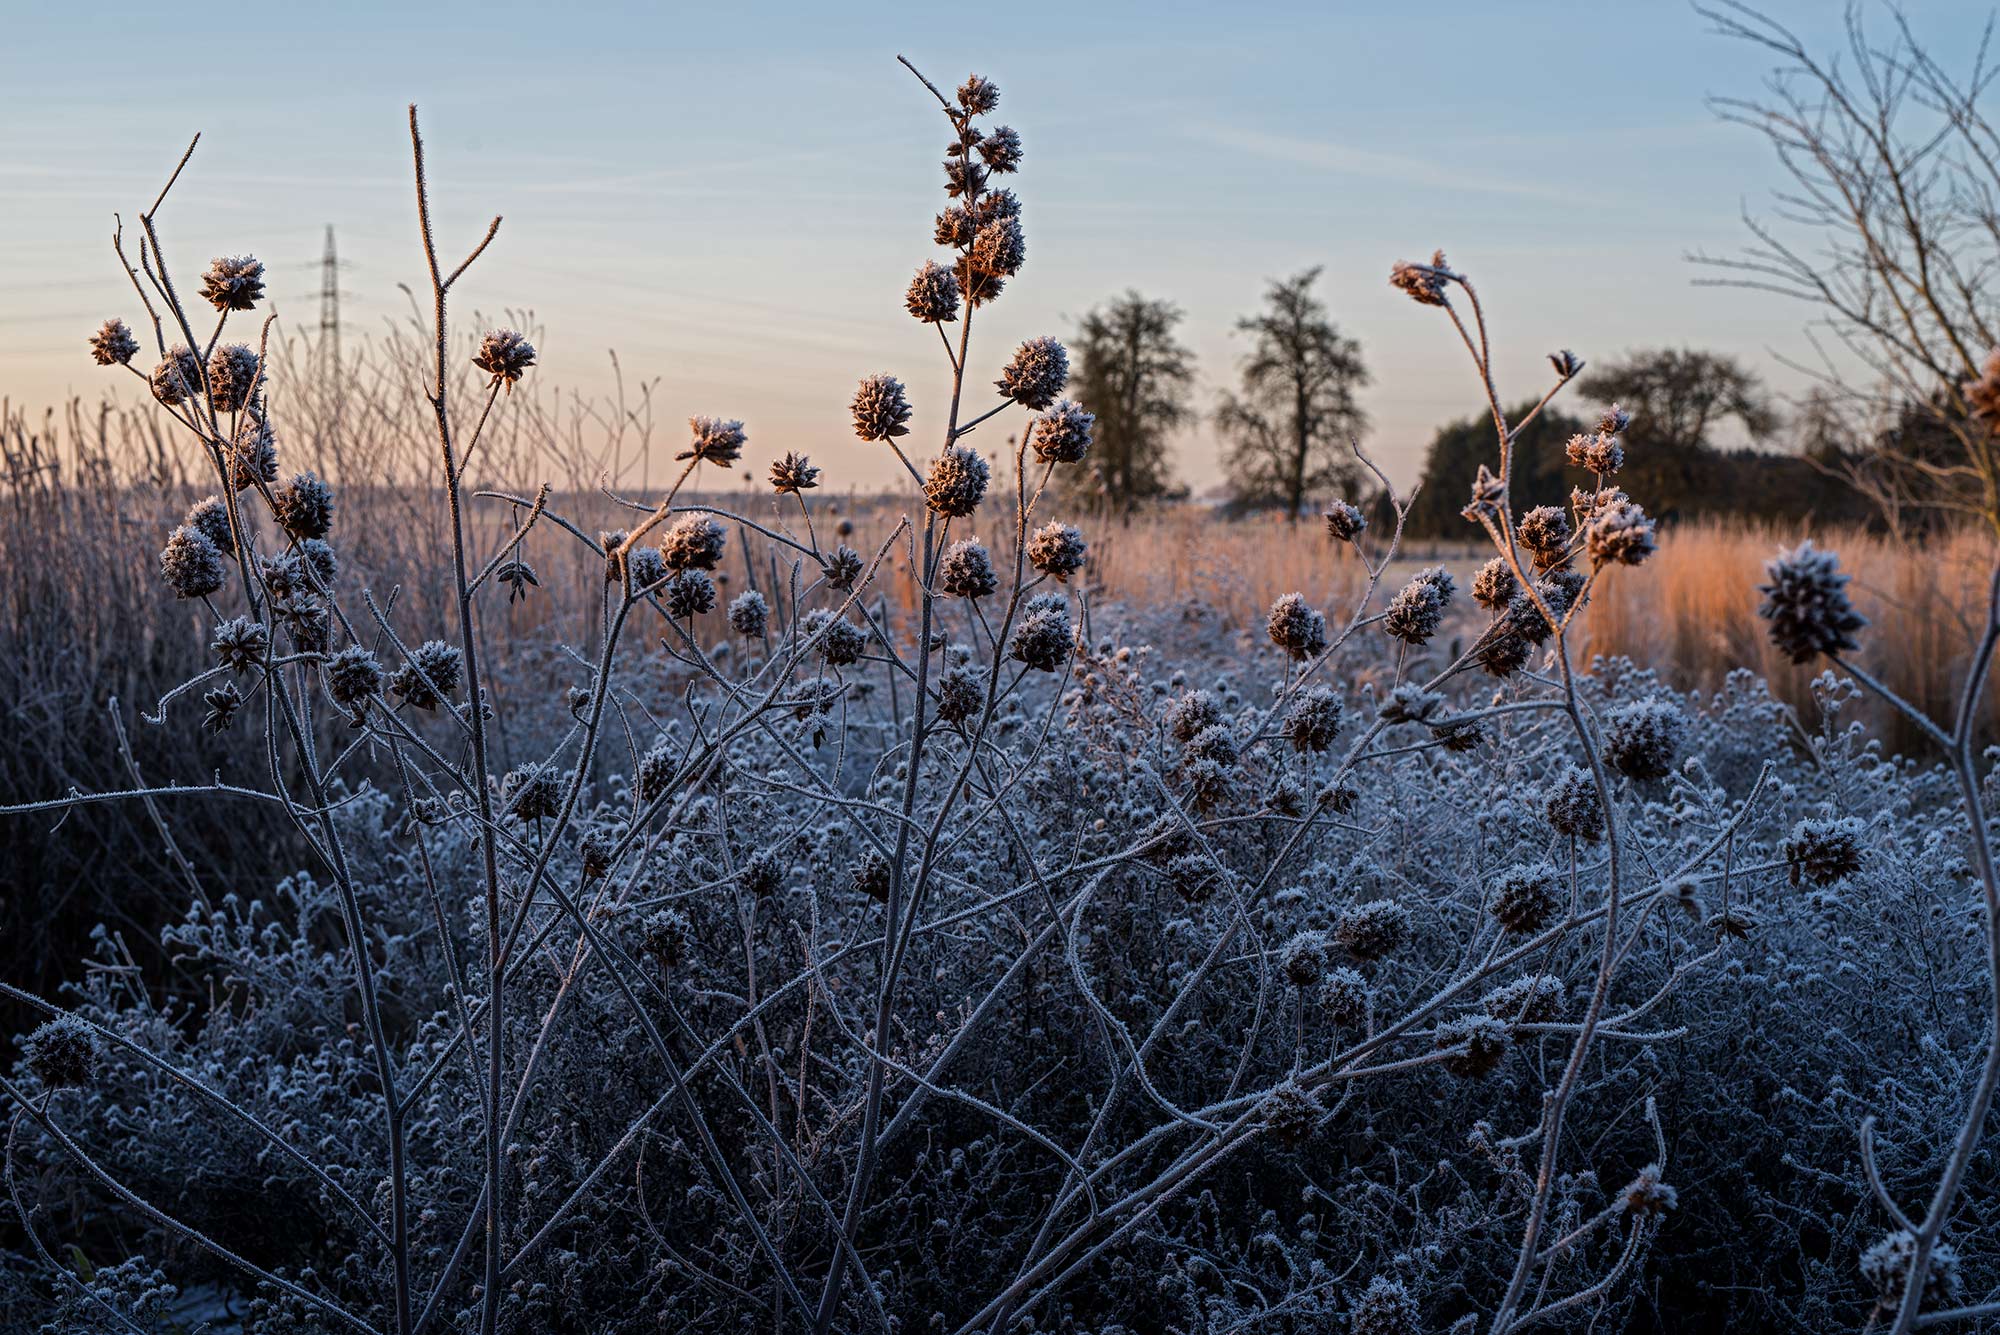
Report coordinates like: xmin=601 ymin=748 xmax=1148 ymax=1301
xmin=1181 ymin=123 xmax=1602 ymax=208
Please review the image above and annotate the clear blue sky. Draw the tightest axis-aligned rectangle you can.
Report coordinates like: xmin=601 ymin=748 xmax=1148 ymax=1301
xmin=5 ymin=1 xmax=1992 ymax=491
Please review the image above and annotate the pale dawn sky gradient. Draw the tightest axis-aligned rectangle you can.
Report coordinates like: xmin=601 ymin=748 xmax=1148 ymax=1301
xmin=6 ymin=1 xmax=1994 ymax=491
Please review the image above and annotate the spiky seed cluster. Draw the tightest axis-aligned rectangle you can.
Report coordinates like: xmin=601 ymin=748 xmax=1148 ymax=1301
xmin=1472 ymin=557 xmax=1517 ymax=611
xmin=662 ymin=515 xmax=727 ymax=571
xmin=617 ymin=546 xmax=663 ymax=592
xmin=938 ymin=540 xmax=999 ymax=598
xmin=801 ymin=609 xmax=867 ymax=667
xmin=1618 ymin=1164 xmax=1678 ymax=1219
xmin=1860 ymin=1230 xmax=1961 ymax=1310
xmin=979 ymin=125 xmax=1022 ymax=172
xmin=1266 ymin=593 xmax=1328 ymax=660
xmin=1583 ymin=496 xmax=1656 ymax=566
xmin=150 ymin=346 xmax=202 ymax=406
xmin=956 ymin=73 xmax=1000 ymax=115
xmin=664 ymin=569 xmax=717 ymax=619
xmin=636 ymin=741 xmax=675 ymax=805
xmin=1336 ymin=899 xmax=1410 ymax=961
xmin=1544 ymin=763 xmax=1604 ymax=840
xmin=769 ymin=451 xmax=820 ymax=493
xmin=1378 ymin=684 xmax=1443 ymax=724
xmin=924 ymin=446 xmax=991 ymax=517
xmin=1389 ymin=250 xmax=1452 ymax=305
xmin=640 ymin=908 xmax=690 ymax=968
xmin=996 ymin=337 xmax=1069 ymax=410
xmin=1031 ymin=400 xmax=1095 ymax=464
xmin=24 ymin=1015 xmax=96 ymax=1088
xmin=1758 ymin=540 xmax=1867 ymax=663
xmin=211 ymin=617 xmax=269 ymax=673
xmin=272 ymin=472 xmax=334 ymax=540
xmin=324 ymin=646 xmax=383 ymax=712
xmin=1550 ymin=348 xmax=1585 ymax=378
xmin=160 ymin=526 xmax=227 ymax=600
xmin=579 ymin=825 xmax=622 ymax=880
xmin=205 ymin=344 xmax=262 ymax=414
xmin=1566 ymin=430 xmax=1625 ymax=475
xmin=1184 ymin=723 xmax=1238 ymax=767
xmin=1489 ymin=863 xmax=1560 ymax=934
xmin=1028 ymin=521 xmax=1087 ymax=582
xmin=1009 ymin=593 xmax=1073 ymax=672
xmin=821 ymin=545 xmax=864 ymax=590
xmin=89 ymin=318 xmax=140 ymax=366
xmin=199 ymin=254 xmax=265 ymax=312
xmin=1259 ymin=1078 xmax=1322 ymax=1145
xmin=391 ymin=640 xmax=463 ymax=709
xmin=727 ymin=589 xmax=769 ymax=637
xmin=851 ymin=374 xmax=913 ymax=441
xmin=473 ymin=329 xmax=536 ymax=390
xmin=1782 ymin=816 xmax=1865 ymax=887
xmin=1601 ymin=698 xmax=1686 ymax=780
xmin=183 ymin=496 xmax=235 ymax=556
xmin=297 ymin=536 xmax=339 ymax=589
xmin=228 ymin=421 xmax=279 ymax=492
xmin=1436 ymin=1013 xmax=1510 ymax=1078
xmin=503 ymin=764 xmax=563 ymax=821
xmin=203 ymin=681 xmax=244 ymax=732
xmin=1350 ymin=1275 xmax=1421 ymax=1335
xmin=1283 ymin=686 xmax=1344 ymax=753
xmin=1321 ymin=966 xmax=1370 ymax=1027
xmin=905 ymin=260 xmax=960 ymax=324
xmin=1480 ymin=974 xmax=1564 ymax=1024
xmin=277 ymin=594 xmax=330 ymax=652
xmin=1517 ymin=506 xmax=1572 ymax=568
xmin=1279 ymin=930 xmax=1328 ymax=987
xmin=969 ymin=216 xmax=1025 ymax=281
xmin=1166 ymin=690 xmax=1221 ymax=743
xmin=1323 ymin=500 xmax=1367 ymax=542
xmin=1384 ymin=567 xmax=1453 ymax=645
xmin=936 ymin=665 xmax=983 ymax=724
xmin=738 ymin=849 xmax=782 ymax=899
xmin=683 ymin=416 xmax=746 ymax=466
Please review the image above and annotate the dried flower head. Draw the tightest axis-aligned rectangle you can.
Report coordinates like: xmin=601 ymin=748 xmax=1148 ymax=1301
xmin=624 ymin=546 xmax=668 ymax=591
xmin=1384 ymin=566 xmax=1453 ymax=645
xmin=851 ymin=851 xmax=892 ymax=903
xmin=978 ymin=125 xmax=1022 ymax=173
xmin=1350 ymin=1275 xmax=1421 ymax=1335
xmin=1166 ymin=690 xmax=1222 ymax=743
xmin=905 ymin=260 xmax=961 ymax=324
xmin=24 ymin=1015 xmax=96 ymax=1088
xmin=639 ymin=907 xmax=691 ymax=968
xmin=391 ymin=639 xmax=463 ymax=710
xmin=682 ymin=416 xmax=746 ymax=465
xmin=1336 ymin=899 xmax=1410 ymax=961
xmin=1472 ymin=557 xmax=1517 ymax=611
xmin=1259 ymin=1077 xmax=1323 ymax=1146
xmin=1758 ymin=540 xmax=1867 ymax=663
xmin=851 ymin=373 xmax=913 ymax=441
xmin=324 ymin=645 xmax=383 ymax=714
xmin=728 ymin=589 xmax=769 ymax=637
xmin=503 ymin=764 xmax=563 ymax=821
xmin=1324 ymin=500 xmax=1367 ymax=541
xmin=1280 ymin=930 xmax=1328 ymax=987
xmin=1601 ymin=698 xmax=1686 ymax=780
xmin=769 ymin=451 xmax=821 ymax=494
xmin=1436 ymin=1013 xmax=1510 ymax=1078
xmin=89 ymin=318 xmax=140 ymax=366
xmin=1266 ymin=593 xmax=1329 ymax=660
xmin=1031 ymin=399 xmax=1095 ymax=464
xmin=227 ymin=420 xmax=279 ymax=492
xmin=1861 ymin=1230 xmax=1961 ymax=1311
xmin=1550 ymin=348 xmax=1585 ymax=378
xmin=956 ymin=74 xmax=1000 ymax=115
xmin=800 ymin=609 xmax=867 ymax=667
xmin=821 ymin=545 xmax=865 ymax=591
xmin=1282 ymin=686 xmax=1344 ymax=753
xmin=183 ymin=496 xmax=236 ymax=556
xmin=1479 ymin=974 xmax=1565 ymax=1024
xmin=970 ymin=216 xmax=1025 ymax=281
xmin=1618 ymin=1164 xmax=1678 ymax=1219
xmin=1489 ymin=863 xmax=1560 ymax=934
xmin=211 ymin=617 xmax=269 ymax=673
xmin=473 ymin=329 xmax=536 ymax=391
xmin=1321 ymin=966 xmax=1370 ymax=1027
xmin=662 ymin=515 xmax=727 ymax=571
xmin=1009 ymin=593 xmax=1074 ymax=672
xmin=1516 ymin=505 xmax=1572 ymax=568
xmin=1543 ymin=763 xmax=1604 ymax=841
xmin=160 ymin=526 xmax=227 ymax=600
xmin=1782 ymin=816 xmax=1865 ymax=887
xmin=199 ymin=254 xmax=265 ymax=312
xmin=150 ymin=346 xmax=202 ymax=406
xmin=997 ymin=336 xmax=1069 ymax=410
xmin=273 ymin=472 xmax=335 ymax=540
xmin=1389 ymin=250 xmax=1452 ymax=306
xmin=205 ymin=343 xmax=262 ymax=414
xmin=663 ymin=569 xmax=718 ymax=619
xmin=1027 ymin=521 xmax=1087 ymax=582
xmin=1566 ymin=431 xmax=1625 ymax=475
xmin=924 ymin=446 xmax=991 ymax=517
xmin=202 ymin=680 xmax=244 ymax=732
xmin=938 ymin=539 xmax=999 ymax=598
xmin=1583 ymin=495 xmax=1656 ymax=566
xmin=936 ymin=664 xmax=983 ymax=724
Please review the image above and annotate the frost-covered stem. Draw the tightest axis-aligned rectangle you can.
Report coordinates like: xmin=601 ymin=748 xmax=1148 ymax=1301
xmin=407 ymin=103 xmax=506 ymax=1335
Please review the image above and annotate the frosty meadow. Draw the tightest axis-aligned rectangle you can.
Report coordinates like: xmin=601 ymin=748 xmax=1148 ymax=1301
xmin=9 ymin=32 xmax=2000 ymax=1335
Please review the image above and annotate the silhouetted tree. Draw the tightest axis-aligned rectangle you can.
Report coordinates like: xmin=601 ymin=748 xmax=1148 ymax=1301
xmin=1216 ymin=267 xmax=1368 ymax=520
xmin=1579 ymin=348 xmax=1778 ymax=520
xmin=1069 ymin=292 xmax=1195 ymax=518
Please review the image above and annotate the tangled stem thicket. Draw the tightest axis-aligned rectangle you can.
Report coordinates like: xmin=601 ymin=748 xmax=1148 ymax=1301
xmin=6 ymin=57 xmax=2000 ymax=1335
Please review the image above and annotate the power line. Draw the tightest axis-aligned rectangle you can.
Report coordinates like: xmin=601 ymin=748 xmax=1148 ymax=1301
xmin=319 ymin=225 xmax=341 ymax=372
